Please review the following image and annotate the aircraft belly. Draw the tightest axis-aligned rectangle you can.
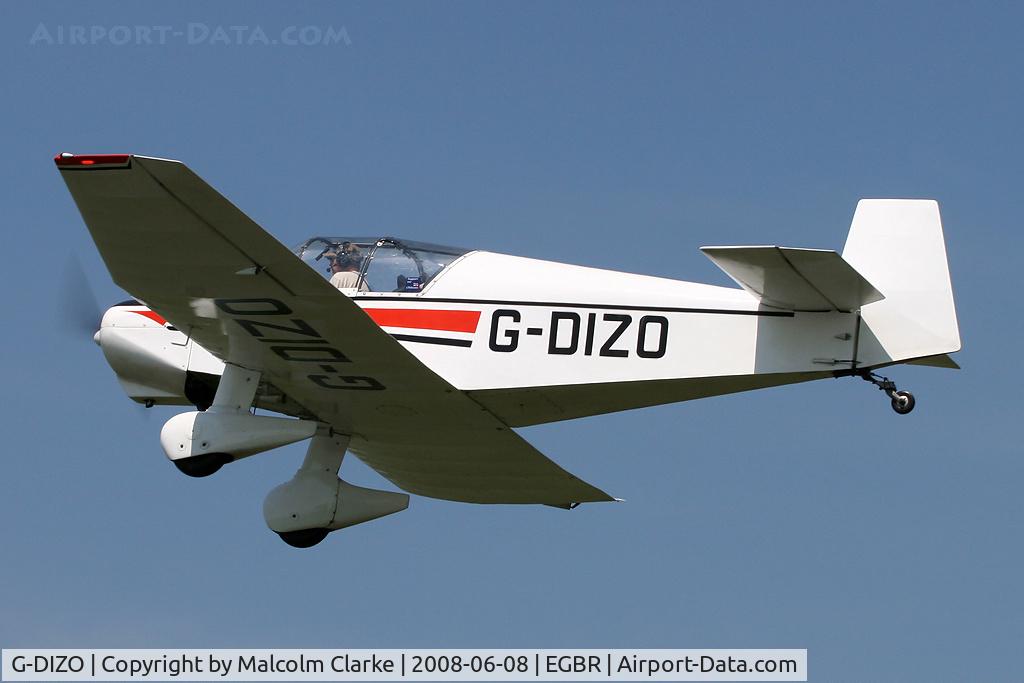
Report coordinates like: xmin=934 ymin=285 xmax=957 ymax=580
xmin=468 ymin=371 xmax=836 ymax=427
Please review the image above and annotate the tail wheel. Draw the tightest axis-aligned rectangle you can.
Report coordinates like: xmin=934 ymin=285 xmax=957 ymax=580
xmin=858 ymin=371 xmax=916 ymax=415
xmin=277 ymin=528 xmax=330 ymax=548
xmin=891 ymin=391 xmax=916 ymax=415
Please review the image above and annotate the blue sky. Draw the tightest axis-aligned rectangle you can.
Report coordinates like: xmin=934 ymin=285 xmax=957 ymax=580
xmin=1 ymin=1 xmax=1021 ymax=680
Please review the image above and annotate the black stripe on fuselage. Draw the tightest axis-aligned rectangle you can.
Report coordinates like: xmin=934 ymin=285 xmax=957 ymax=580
xmin=353 ymin=296 xmax=794 ymax=317
xmin=390 ymin=333 xmax=473 ymax=347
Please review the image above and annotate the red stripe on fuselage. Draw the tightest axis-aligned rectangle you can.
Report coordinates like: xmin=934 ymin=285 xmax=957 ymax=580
xmin=130 ymin=310 xmax=168 ymax=326
xmin=363 ymin=308 xmax=480 ymax=333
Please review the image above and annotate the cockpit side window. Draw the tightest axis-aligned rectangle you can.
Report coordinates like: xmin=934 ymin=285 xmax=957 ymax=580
xmin=362 ymin=243 xmax=420 ymax=292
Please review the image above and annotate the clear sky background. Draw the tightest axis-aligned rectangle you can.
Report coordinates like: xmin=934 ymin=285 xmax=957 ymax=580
xmin=1 ymin=2 xmax=1021 ymax=680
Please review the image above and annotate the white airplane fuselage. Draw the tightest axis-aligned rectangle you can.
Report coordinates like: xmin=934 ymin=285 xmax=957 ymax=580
xmin=95 ymin=247 xmax=894 ymax=428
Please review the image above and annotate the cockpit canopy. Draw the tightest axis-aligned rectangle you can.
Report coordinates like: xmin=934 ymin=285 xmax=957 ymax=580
xmin=293 ymin=236 xmax=471 ymax=293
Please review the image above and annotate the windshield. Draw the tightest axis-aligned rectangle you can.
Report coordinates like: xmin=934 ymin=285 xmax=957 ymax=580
xmin=293 ymin=236 xmax=470 ymax=293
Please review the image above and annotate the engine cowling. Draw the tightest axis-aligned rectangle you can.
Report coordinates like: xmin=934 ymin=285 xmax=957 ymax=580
xmin=93 ymin=303 xmax=225 ymax=407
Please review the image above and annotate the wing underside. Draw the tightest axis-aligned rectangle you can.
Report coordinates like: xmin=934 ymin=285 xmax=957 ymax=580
xmin=57 ymin=153 xmax=612 ymax=505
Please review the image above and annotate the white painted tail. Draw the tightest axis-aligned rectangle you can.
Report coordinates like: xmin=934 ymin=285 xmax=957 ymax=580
xmin=842 ymin=200 xmax=961 ymax=368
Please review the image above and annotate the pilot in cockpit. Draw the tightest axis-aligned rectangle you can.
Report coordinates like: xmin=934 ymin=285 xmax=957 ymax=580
xmin=326 ymin=244 xmax=369 ymax=292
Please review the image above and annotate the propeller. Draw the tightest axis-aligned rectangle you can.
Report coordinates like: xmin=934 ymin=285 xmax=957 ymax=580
xmin=58 ymin=254 xmax=103 ymax=340
xmin=58 ymin=255 xmax=157 ymax=420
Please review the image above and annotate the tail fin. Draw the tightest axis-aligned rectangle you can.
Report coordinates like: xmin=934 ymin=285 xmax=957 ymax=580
xmin=842 ymin=200 xmax=961 ymax=368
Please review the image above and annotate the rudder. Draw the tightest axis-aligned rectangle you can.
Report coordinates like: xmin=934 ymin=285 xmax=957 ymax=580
xmin=842 ymin=199 xmax=961 ymax=367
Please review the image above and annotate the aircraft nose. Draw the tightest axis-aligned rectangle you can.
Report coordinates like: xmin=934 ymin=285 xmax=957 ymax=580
xmin=93 ymin=329 xmax=102 ymax=346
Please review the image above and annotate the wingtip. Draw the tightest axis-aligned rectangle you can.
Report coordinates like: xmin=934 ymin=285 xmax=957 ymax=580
xmin=53 ymin=153 xmax=132 ymax=169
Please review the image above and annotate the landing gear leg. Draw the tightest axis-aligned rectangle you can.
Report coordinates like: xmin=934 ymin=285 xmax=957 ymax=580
xmin=264 ymin=427 xmax=410 ymax=548
xmin=858 ymin=370 xmax=915 ymax=414
xmin=266 ymin=428 xmax=348 ymax=549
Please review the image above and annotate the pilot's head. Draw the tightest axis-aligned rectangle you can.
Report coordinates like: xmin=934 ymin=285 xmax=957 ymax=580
xmin=328 ymin=243 xmax=361 ymax=272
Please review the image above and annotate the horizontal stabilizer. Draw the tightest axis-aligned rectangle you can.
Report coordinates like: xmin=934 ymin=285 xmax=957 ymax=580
xmin=701 ymin=246 xmax=884 ymax=312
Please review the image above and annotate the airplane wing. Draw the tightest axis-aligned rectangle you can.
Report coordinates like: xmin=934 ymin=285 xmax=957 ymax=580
xmin=56 ymin=153 xmax=613 ymax=506
xmin=701 ymin=246 xmax=883 ymax=312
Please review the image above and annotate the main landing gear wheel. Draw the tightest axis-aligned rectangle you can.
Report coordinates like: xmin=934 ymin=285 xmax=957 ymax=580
xmin=891 ymin=390 xmax=915 ymax=415
xmin=173 ymin=452 xmax=232 ymax=478
xmin=857 ymin=371 xmax=916 ymax=415
xmin=277 ymin=528 xmax=329 ymax=548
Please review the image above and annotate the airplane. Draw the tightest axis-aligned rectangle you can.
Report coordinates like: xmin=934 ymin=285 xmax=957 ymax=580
xmin=55 ymin=152 xmax=962 ymax=548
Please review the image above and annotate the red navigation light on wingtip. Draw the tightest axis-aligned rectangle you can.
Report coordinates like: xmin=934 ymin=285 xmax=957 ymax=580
xmin=53 ymin=153 xmax=131 ymax=169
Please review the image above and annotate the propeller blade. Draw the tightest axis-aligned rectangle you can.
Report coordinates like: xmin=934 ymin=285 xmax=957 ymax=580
xmin=58 ymin=254 xmax=103 ymax=338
